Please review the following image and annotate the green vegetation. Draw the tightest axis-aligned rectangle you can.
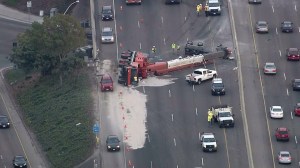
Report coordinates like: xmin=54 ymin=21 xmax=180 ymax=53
xmin=2 ymin=0 xmax=18 ymax=6
xmin=4 ymin=68 xmax=26 ymax=84
xmin=8 ymin=69 xmax=94 ymax=168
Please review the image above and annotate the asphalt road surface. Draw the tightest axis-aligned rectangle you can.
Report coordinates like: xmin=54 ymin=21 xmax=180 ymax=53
xmin=0 ymin=17 xmax=48 ymax=168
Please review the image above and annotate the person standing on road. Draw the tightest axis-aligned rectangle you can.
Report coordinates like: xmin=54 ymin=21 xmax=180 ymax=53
xmin=171 ymin=43 xmax=176 ymax=53
xmin=196 ymin=4 xmax=202 ymax=16
xmin=204 ymin=4 xmax=209 ymax=17
xmin=151 ymin=46 xmax=157 ymax=54
xmin=208 ymin=114 xmax=212 ymax=126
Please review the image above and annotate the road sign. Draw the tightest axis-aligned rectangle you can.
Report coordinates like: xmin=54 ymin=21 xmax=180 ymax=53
xmin=93 ymin=123 xmax=100 ymax=133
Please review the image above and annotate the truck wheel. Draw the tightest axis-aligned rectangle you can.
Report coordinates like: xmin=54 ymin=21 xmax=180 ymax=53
xmin=213 ymin=74 xmax=217 ymax=78
xmin=198 ymin=79 xmax=202 ymax=84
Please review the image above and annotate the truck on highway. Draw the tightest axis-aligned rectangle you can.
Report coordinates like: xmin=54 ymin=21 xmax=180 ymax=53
xmin=185 ymin=68 xmax=217 ymax=84
xmin=200 ymin=132 xmax=217 ymax=152
xmin=211 ymin=105 xmax=234 ymax=128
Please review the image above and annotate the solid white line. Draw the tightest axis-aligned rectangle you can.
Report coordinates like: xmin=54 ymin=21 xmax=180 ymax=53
xmin=137 ymin=20 xmax=140 ymax=28
xmin=279 ymin=50 xmax=281 ymax=57
xmin=196 ymin=108 xmax=198 ymax=116
xmin=169 ymin=89 xmax=171 ymax=97
xmin=209 ymin=25 xmax=211 ymax=31
xmin=295 ymin=136 xmax=298 ymax=144
xmin=291 ymin=111 xmax=293 ymax=120
xmin=275 ymin=28 xmax=278 ymax=35
xmin=187 ymin=37 xmax=189 ymax=42
xmin=0 ymin=155 xmax=2 ymax=159
xmin=202 ymin=157 xmax=204 ymax=165
xmin=171 ymin=114 xmax=174 ymax=122
xmin=161 ymin=16 xmax=164 ymax=24
xmin=283 ymin=73 xmax=286 ymax=80
xmin=185 ymin=16 xmax=187 ymax=21
xmin=272 ymin=5 xmax=274 ymax=13
xmin=173 ymin=138 xmax=176 ymax=146
xmin=286 ymin=88 xmax=289 ymax=96
xmin=299 ymin=27 xmax=300 ymax=33
xmin=139 ymin=43 xmax=142 ymax=50
xmin=163 ymin=38 xmax=166 ymax=45
xmin=295 ymin=5 xmax=297 ymax=12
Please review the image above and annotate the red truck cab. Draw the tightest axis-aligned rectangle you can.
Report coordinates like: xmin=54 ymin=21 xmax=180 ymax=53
xmin=286 ymin=48 xmax=300 ymax=61
xmin=126 ymin=0 xmax=141 ymax=5
xmin=100 ymin=74 xmax=113 ymax=91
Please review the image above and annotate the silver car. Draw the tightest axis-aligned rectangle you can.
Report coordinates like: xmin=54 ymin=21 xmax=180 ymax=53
xmin=264 ymin=62 xmax=276 ymax=75
xmin=256 ymin=21 xmax=269 ymax=33
xmin=101 ymin=27 xmax=114 ymax=43
xmin=278 ymin=151 xmax=291 ymax=164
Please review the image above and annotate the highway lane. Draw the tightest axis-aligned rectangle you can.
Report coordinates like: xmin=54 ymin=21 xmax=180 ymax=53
xmin=252 ymin=0 xmax=300 ymax=167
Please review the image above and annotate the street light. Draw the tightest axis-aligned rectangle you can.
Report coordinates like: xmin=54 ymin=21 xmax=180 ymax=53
xmin=63 ymin=0 xmax=79 ymax=15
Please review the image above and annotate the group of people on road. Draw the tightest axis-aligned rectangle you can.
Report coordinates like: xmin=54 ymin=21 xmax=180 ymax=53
xmin=197 ymin=3 xmax=209 ymax=17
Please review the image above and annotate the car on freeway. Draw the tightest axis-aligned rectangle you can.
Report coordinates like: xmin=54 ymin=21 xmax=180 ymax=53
xmin=100 ymin=74 xmax=113 ymax=92
xmin=200 ymin=132 xmax=217 ymax=152
xmin=263 ymin=62 xmax=276 ymax=75
xmin=165 ymin=0 xmax=181 ymax=4
xmin=281 ymin=21 xmax=293 ymax=33
xmin=0 ymin=115 xmax=10 ymax=128
xmin=126 ymin=0 xmax=141 ymax=5
xmin=294 ymin=103 xmax=300 ymax=116
xmin=256 ymin=21 xmax=269 ymax=33
xmin=211 ymin=78 xmax=225 ymax=95
xmin=278 ymin=151 xmax=292 ymax=164
xmin=286 ymin=48 xmax=300 ymax=61
xmin=248 ymin=0 xmax=261 ymax=4
xmin=292 ymin=79 xmax=300 ymax=91
xmin=101 ymin=27 xmax=114 ymax=43
xmin=275 ymin=127 xmax=289 ymax=141
xmin=270 ymin=106 xmax=283 ymax=119
xmin=13 ymin=155 xmax=27 ymax=168
xmin=101 ymin=5 xmax=114 ymax=21
xmin=106 ymin=135 xmax=121 ymax=151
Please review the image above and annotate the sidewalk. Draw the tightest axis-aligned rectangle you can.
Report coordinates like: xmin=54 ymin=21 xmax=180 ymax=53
xmin=0 ymin=4 xmax=43 ymax=24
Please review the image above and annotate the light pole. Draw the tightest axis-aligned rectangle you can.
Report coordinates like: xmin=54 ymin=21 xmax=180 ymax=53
xmin=63 ymin=0 xmax=79 ymax=15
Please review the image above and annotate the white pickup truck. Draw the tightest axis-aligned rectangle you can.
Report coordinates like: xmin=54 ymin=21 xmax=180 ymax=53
xmin=200 ymin=132 xmax=218 ymax=152
xmin=185 ymin=68 xmax=217 ymax=84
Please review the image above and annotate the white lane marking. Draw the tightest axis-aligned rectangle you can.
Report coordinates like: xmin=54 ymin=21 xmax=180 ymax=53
xmin=196 ymin=108 xmax=198 ymax=116
xmin=202 ymin=157 xmax=204 ymax=166
xmin=295 ymin=136 xmax=298 ymax=144
xmin=185 ymin=16 xmax=187 ymax=21
xmin=291 ymin=111 xmax=293 ymax=120
xmin=171 ymin=114 xmax=174 ymax=122
xmin=295 ymin=5 xmax=297 ymax=12
xmin=147 ymin=134 xmax=151 ymax=142
xmin=298 ymin=27 xmax=300 ymax=33
xmin=151 ymin=161 xmax=153 ymax=168
xmin=174 ymin=138 xmax=176 ymax=146
xmin=139 ymin=42 xmax=142 ymax=50
xmin=199 ymin=132 xmax=201 ymax=140
xmin=169 ymin=89 xmax=171 ymax=97
xmin=161 ymin=16 xmax=164 ymax=24
xmin=286 ymin=88 xmax=289 ymax=96
xmin=137 ymin=20 xmax=140 ymax=28
xmin=275 ymin=27 xmax=278 ymax=35
xmin=299 ymin=162 xmax=300 ymax=167
xmin=143 ymin=86 xmax=145 ymax=93
xmin=163 ymin=38 xmax=166 ymax=45
xmin=209 ymin=25 xmax=211 ymax=31
xmin=279 ymin=50 xmax=281 ymax=57
xmin=283 ymin=73 xmax=286 ymax=80
xmin=187 ymin=37 xmax=189 ymax=42
xmin=193 ymin=85 xmax=195 ymax=92
xmin=0 ymin=155 xmax=2 ymax=159
xmin=272 ymin=5 xmax=274 ymax=13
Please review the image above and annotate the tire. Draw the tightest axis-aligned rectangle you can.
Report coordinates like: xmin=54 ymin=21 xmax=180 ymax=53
xmin=213 ymin=74 xmax=217 ymax=78
xmin=198 ymin=79 xmax=202 ymax=84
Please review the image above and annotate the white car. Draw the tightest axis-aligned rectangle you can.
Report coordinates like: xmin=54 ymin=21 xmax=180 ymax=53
xmin=101 ymin=27 xmax=114 ymax=43
xmin=270 ymin=106 xmax=283 ymax=118
xmin=278 ymin=151 xmax=292 ymax=164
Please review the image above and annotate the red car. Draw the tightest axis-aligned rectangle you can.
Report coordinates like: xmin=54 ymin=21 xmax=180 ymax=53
xmin=294 ymin=103 xmax=300 ymax=116
xmin=100 ymin=74 xmax=113 ymax=91
xmin=286 ymin=48 xmax=300 ymax=61
xmin=275 ymin=127 xmax=289 ymax=141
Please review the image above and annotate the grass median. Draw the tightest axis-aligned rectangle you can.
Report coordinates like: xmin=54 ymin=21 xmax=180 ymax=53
xmin=5 ymin=68 xmax=94 ymax=168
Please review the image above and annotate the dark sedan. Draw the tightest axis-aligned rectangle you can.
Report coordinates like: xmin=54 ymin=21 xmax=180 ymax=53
xmin=106 ymin=135 xmax=120 ymax=151
xmin=0 ymin=115 xmax=10 ymax=128
xmin=248 ymin=0 xmax=261 ymax=4
xmin=281 ymin=21 xmax=293 ymax=33
xmin=101 ymin=5 xmax=114 ymax=21
xmin=292 ymin=79 xmax=300 ymax=91
xmin=13 ymin=155 xmax=27 ymax=168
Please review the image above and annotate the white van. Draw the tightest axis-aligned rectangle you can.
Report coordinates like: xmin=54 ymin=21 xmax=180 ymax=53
xmin=207 ymin=0 xmax=221 ymax=15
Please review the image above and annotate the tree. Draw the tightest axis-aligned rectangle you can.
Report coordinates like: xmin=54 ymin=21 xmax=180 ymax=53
xmin=10 ymin=14 xmax=86 ymax=83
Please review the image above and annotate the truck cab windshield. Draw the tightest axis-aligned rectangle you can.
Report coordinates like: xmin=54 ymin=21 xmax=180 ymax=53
xmin=203 ymin=138 xmax=216 ymax=142
xmin=209 ymin=3 xmax=220 ymax=7
xmin=219 ymin=112 xmax=231 ymax=117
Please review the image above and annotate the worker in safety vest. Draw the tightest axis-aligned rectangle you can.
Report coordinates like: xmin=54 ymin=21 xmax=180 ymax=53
xmin=133 ymin=76 xmax=138 ymax=86
xmin=196 ymin=4 xmax=202 ymax=16
xmin=208 ymin=114 xmax=212 ymax=126
xmin=208 ymin=108 xmax=214 ymax=122
xmin=204 ymin=4 xmax=209 ymax=17
xmin=171 ymin=43 xmax=176 ymax=53
xmin=176 ymin=45 xmax=180 ymax=55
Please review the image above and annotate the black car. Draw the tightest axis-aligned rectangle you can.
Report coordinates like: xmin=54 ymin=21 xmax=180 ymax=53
xmin=185 ymin=41 xmax=210 ymax=56
xmin=165 ymin=0 xmax=181 ymax=4
xmin=0 ymin=115 xmax=10 ymax=128
xmin=13 ymin=155 xmax=27 ymax=168
xmin=281 ymin=21 xmax=293 ymax=33
xmin=106 ymin=135 xmax=120 ymax=151
xmin=101 ymin=5 xmax=114 ymax=21
xmin=293 ymin=79 xmax=300 ymax=91
xmin=211 ymin=78 xmax=225 ymax=95
xmin=248 ymin=0 xmax=261 ymax=4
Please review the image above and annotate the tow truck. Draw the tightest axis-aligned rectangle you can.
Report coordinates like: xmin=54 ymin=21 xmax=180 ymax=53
xmin=185 ymin=68 xmax=217 ymax=84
